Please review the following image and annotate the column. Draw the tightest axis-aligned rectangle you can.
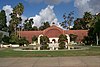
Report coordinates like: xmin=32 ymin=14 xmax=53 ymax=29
xmin=66 ymin=34 xmax=70 ymax=43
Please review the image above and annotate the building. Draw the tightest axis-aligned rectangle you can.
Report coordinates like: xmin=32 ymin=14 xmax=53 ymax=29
xmin=18 ymin=25 xmax=88 ymax=44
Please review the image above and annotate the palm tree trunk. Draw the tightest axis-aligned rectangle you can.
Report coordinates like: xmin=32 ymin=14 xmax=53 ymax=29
xmin=14 ymin=24 xmax=17 ymax=35
xmin=96 ymin=33 xmax=99 ymax=45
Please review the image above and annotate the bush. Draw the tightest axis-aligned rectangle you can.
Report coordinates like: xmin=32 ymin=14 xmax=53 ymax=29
xmin=41 ymin=44 xmax=48 ymax=50
xmin=58 ymin=34 xmax=67 ymax=42
xmin=0 ymin=32 xmax=3 ymax=43
xmin=32 ymin=36 xmax=37 ymax=43
xmin=2 ymin=35 xmax=10 ymax=44
xmin=9 ymin=34 xmax=19 ymax=44
xmin=40 ymin=36 xmax=49 ymax=49
xmin=18 ymin=37 xmax=29 ymax=46
xmin=59 ymin=41 xmax=65 ymax=49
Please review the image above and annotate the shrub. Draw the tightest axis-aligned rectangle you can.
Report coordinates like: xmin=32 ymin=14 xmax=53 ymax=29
xmin=59 ymin=41 xmax=65 ymax=49
xmin=9 ymin=34 xmax=19 ymax=44
xmin=32 ymin=36 xmax=37 ymax=43
xmin=40 ymin=36 xmax=49 ymax=49
xmin=18 ymin=37 xmax=29 ymax=46
xmin=2 ymin=35 xmax=10 ymax=44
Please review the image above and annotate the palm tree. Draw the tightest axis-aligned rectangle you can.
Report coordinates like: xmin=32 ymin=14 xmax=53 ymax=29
xmin=94 ymin=13 xmax=100 ymax=45
xmin=9 ymin=3 xmax=24 ymax=35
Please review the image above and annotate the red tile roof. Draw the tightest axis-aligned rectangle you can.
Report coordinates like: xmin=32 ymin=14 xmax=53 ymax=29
xmin=66 ymin=30 xmax=88 ymax=42
xmin=43 ymin=25 xmax=64 ymax=38
xmin=18 ymin=31 xmax=43 ymax=43
xmin=18 ymin=26 xmax=88 ymax=43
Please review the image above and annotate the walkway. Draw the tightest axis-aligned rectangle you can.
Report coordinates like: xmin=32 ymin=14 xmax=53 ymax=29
xmin=0 ymin=56 xmax=100 ymax=67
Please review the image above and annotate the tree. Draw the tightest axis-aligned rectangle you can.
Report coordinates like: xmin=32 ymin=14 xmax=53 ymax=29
xmin=24 ymin=18 xmax=34 ymax=31
xmin=83 ymin=12 xmax=95 ymax=29
xmin=59 ymin=41 xmax=65 ymax=49
xmin=43 ymin=22 xmax=50 ymax=29
xmin=32 ymin=26 xmax=38 ymax=31
xmin=73 ymin=12 xmax=93 ymax=30
xmin=2 ymin=35 xmax=10 ymax=44
xmin=39 ymin=22 xmax=50 ymax=30
xmin=18 ymin=37 xmax=29 ymax=46
xmin=94 ymin=16 xmax=100 ymax=45
xmin=9 ymin=3 xmax=24 ymax=35
xmin=58 ymin=34 xmax=67 ymax=42
xmin=58 ymin=34 xmax=67 ymax=49
xmin=32 ymin=36 xmax=38 ymax=43
xmin=87 ymin=27 xmax=96 ymax=45
xmin=60 ymin=11 xmax=74 ymax=30
xmin=0 ymin=32 xmax=3 ymax=43
xmin=73 ymin=18 xmax=86 ymax=30
xmin=69 ymin=34 xmax=77 ymax=42
xmin=39 ymin=26 xmax=44 ymax=30
xmin=40 ymin=36 xmax=49 ymax=49
xmin=9 ymin=33 xmax=19 ymax=44
xmin=0 ymin=10 xmax=7 ymax=31
xmin=83 ymin=12 xmax=92 ymax=23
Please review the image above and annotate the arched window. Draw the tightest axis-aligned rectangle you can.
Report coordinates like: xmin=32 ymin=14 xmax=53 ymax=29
xmin=52 ymin=39 xmax=56 ymax=43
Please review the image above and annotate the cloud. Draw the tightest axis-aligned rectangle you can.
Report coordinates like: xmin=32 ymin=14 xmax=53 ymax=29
xmin=21 ymin=15 xmax=27 ymax=24
xmin=2 ymin=5 xmax=27 ymax=27
xmin=25 ymin=0 xmax=71 ymax=5
xmin=2 ymin=5 xmax=13 ymax=26
xmin=29 ymin=5 xmax=58 ymax=27
xmin=74 ymin=0 xmax=100 ymax=16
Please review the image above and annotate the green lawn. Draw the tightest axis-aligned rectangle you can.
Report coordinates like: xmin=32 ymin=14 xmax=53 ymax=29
xmin=0 ymin=46 xmax=100 ymax=57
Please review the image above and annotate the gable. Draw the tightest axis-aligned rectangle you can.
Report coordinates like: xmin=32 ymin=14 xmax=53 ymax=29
xmin=43 ymin=25 xmax=64 ymax=37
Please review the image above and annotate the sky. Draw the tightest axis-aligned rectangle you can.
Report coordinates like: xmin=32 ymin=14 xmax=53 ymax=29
xmin=0 ymin=0 xmax=100 ymax=27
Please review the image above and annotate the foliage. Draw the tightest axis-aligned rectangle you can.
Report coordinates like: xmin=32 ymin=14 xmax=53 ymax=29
xmin=9 ymin=3 xmax=24 ymax=35
xmin=73 ymin=18 xmax=88 ymax=30
xmin=32 ymin=26 xmax=38 ymax=31
xmin=60 ymin=11 xmax=74 ymax=30
xmin=83 ymin=12 xmax=92 ymax=23
xmin=13 ymin=3 xmax=24 ymax=16
xmin=69 ymin=34 xmax=77 ymax=42
xmin=0 ymin=32 xmax=3 ymax=43
xmin=24 ymin=18 xmax=34 ymax=31
xmin=0 ymin=10 xmax=7 ymax=31
xmin=58 ymin=34 xmax=67 ymax=49
xmin=9 ymin=34 xmax=19 ymax=44
xmin=39 ymin=26 xmax=44 ymax=30
xmin=40 ymin=36 xmax=49 ymax=49
xmin=18 ymin=37 xmax=29 ymax=46
xmin=32 ymin=36 xmax=38 ymax=43
xmin=73 ymin=12 xmax=93 ymax=30
xmin=2 ymin=35 xmax=10 ymax=44
xmin=59 ymin=41 xmax=65 ymax=49
xmin=39 ymin=22 xmax=50 ymax=30
xmin=94 ymin=16 xmax=100 ymax=33
xmin=58 ymin=34 xmax=67 ymax=42
xmin=82 ymin=13 xmax=100 ymax=45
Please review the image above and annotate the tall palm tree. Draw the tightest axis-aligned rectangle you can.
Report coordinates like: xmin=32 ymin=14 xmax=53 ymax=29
xmin=9 ymin=3 xmax=24 ymax=35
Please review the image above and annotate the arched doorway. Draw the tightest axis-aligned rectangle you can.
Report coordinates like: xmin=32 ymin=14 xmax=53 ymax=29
xmin=52 ymin=39 xmax=56 ymax=43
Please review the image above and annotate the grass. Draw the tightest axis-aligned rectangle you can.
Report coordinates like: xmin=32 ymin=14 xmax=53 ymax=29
xmin=0 ymin=46 xmax=100 ymax=57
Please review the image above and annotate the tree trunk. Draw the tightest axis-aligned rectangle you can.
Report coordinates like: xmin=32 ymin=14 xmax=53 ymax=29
xmin=96 ymin=33 xmax=99 ymax=45
xmin=14 ymin=24 xmax=17 ymax=35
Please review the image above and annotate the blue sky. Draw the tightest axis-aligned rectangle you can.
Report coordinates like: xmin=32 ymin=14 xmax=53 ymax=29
xmin=0 ymin=0 xmax=100 ymax=27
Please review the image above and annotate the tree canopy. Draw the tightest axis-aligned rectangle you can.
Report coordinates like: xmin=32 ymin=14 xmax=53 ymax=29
xmin=9 ymin=3 xmax=24 ymax=35
xmin=60 ymin=11 xmax=74 ymax=30
xmin=0 ymin=10 xmax=7 ymax=31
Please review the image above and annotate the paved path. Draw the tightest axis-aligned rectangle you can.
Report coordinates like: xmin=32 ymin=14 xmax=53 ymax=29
xmin=0 ymin=56 xmax=100 ymax=67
